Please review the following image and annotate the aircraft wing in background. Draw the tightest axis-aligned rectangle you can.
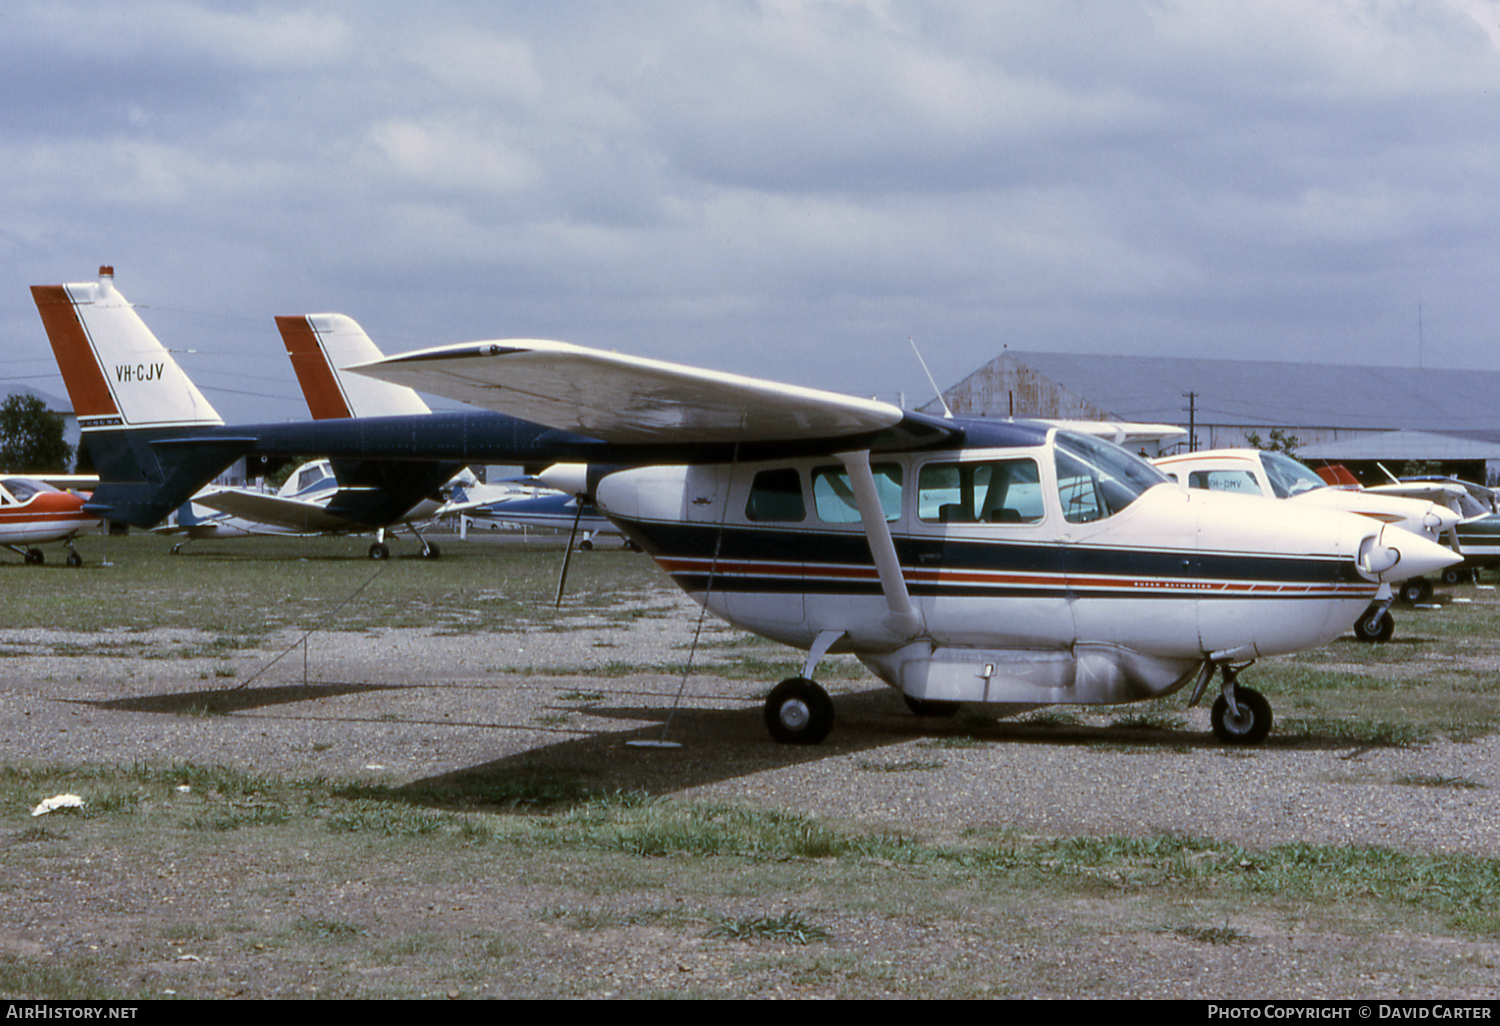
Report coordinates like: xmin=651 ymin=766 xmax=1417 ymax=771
xmin=193 ymin=488 xmax=366 ymax=534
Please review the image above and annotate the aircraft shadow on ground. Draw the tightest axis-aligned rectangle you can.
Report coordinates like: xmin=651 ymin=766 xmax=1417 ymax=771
xmin=386 ymin=690 xmax=1245 ymax=808
xmin=79 ymin=681 xmax=404 ymax=716
xmin=72 ymin=679 xmax=1356 ymax=806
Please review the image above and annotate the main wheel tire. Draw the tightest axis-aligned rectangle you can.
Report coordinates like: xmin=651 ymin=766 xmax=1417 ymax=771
xmin=764 ymin=677 xmax=834 ymax=745
xmin=24 ymin=548 xmax=43 ymax=565
xmin=1353 ymin=607 xmax=1394 ymax=644
xmin=1398 ymin=578 xmax=1431 ymax=604
xmin=422 ymin=543 xmax=441 ymax=559
xmin=1210 ymin=687 xmax=1273 ymax=746
xmin=66 ymin=551 xmax=83 ymax=568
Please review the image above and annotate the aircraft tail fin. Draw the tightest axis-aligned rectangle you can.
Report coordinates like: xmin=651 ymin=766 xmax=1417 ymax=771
xmin=31 ymin=267 xmax=245 ymax=528
xmin=276 ymin=314 xmax=431 ymax=419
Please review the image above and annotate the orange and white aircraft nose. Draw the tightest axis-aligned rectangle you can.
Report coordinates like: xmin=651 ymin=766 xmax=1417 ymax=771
xmin=1357 ymin=523 xmax=1463 ymax=583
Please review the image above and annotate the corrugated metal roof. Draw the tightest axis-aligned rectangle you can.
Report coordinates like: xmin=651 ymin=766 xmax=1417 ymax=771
xmin=1298 ymin=430 xmax=1500 ymax=461
xmin=952 ymin=352 xmax=1500 ymax=432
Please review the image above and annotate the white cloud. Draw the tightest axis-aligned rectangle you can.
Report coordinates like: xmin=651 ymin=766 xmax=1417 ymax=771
xmin=9 ymin=0 xmax=1500 ymax=423
xmin=365 ymin=118 xmax=542 ymax=194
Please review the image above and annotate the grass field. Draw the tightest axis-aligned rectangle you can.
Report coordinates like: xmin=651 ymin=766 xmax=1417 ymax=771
xmin=2 ymin=532 xmax=1499 ymax=998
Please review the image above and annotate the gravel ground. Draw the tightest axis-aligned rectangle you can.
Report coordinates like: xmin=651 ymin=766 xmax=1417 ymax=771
xmin=4 ymin=597 xmax=1500 ymax=999
xmin=3 ymin=605 xmax=1497 ymax=858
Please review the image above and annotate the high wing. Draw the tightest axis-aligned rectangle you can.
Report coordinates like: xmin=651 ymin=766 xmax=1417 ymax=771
xmin=1042 ymin=420 xmax=1187 ymax=449
xmin=351 ymin=339 xmax=945 ymax=447
xmin=1364 ymin=481 xmax=1474 ymax=514
xmin=192 ymin=488 xmax=363 ymax=534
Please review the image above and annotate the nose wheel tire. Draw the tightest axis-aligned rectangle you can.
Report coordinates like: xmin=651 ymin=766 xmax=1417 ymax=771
xmin=1210 ymin=687 xmax=1272 ymax=745
xmin=764 ymin=677 xmax=834 ymax=745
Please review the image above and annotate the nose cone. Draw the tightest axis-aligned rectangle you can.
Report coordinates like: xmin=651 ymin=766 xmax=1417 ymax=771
xmin=1358 ymin=524 xmax=1463 ymax=583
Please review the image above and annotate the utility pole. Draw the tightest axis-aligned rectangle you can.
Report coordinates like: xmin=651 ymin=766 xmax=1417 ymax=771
xmin=1183 ymin=391 xmax=1198 ymax=452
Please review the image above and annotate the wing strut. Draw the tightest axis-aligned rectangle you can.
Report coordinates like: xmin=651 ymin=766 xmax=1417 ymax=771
xmin=835 ymin=449 xmax=923 ymax=640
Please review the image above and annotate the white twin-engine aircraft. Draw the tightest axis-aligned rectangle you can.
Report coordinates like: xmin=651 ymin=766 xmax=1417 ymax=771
xmin=1153 ymin=448 xmax=1465 ymax=644
xmin=350 ymin=339 xmax=1460 ymax=747
xmin=34 ymin=270 xmax=1462 ymax=747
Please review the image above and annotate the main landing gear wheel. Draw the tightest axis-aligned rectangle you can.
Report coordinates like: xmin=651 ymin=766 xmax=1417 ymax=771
xmin=764 ymin=677 xmax=834 ymax=745
xmin=24 ymin=548 xmax=43 ymax=565
xmin=66 ymin=551 xmax=83 ymax=569
xmin=421 ymin=543 xmax=441 ymax=560
xmin=1398 ymin=578 xmax=1432 ymax=605
xmin=368 ymin=542 xmax=390 ymax=561
xmin=1210 ymin=686 xmax=1272 ymax=746
xmin=1353 ymin=606 xmax=1394 ymax=644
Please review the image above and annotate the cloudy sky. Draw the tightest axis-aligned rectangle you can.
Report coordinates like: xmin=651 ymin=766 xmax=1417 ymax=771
xmin=4 ymin=0 xmax=1500 ymax=424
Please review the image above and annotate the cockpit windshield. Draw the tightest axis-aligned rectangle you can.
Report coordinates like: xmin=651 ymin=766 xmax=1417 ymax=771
xmin=0 ymin=478 xmax=59 ymax=504
xmin=1052 ymin=431 xmax=1169 ymax=523
xmin=1260 ymin=451 xmax=1325 ymax=499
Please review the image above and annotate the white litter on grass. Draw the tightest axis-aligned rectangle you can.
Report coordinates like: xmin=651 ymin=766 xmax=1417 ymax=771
xmin=31 ymin=794 xmax=84 ymax=817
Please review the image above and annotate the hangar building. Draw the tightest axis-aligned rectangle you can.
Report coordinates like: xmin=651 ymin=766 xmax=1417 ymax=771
xmin=934 ymin=351 xmax=1500 ymax=479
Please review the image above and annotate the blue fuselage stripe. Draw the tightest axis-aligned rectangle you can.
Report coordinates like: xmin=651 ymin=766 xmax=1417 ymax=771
xmin=615 ymin=519 xmax=1372 ymax=599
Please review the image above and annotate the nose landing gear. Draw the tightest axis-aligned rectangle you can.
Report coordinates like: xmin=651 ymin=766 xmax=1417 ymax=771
xmin=1190 ymin=659 xmax=1273 ymax=746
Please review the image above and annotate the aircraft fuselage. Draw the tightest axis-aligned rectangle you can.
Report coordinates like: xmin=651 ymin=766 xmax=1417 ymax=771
xmin=594 ymin=432 xmax=1393 ymax=709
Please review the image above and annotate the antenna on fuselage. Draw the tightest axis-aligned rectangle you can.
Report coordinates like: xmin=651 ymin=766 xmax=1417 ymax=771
xmin=909 ymin=337 xmax=953 ymax=419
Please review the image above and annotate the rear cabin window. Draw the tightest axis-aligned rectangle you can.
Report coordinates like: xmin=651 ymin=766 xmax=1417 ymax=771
xmin=918 ymin=459 xmax=1044 ymax=524
xmin=811 ymin=464 xmax=902 ymax=523
xmin=744 ymin=468 xmax=806 ymax=522
xmin=1187 ymin=469 xmax=1261 ymax=495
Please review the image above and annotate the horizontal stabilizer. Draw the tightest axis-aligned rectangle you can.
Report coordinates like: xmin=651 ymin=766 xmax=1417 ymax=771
xmin=194 ymin=490 xmax=353 ymax=533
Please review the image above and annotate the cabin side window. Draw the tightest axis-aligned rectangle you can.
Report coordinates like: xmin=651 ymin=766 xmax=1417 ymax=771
xmin=744 ymin=467 xmax=806 ymax=522
xmin=1187 ymin=469 xmax=1261 ymax=494
xmin=811 ymin=464 xmax=902 ymax=524
xmin=917 ymin=459 xmax=1044 ymax=524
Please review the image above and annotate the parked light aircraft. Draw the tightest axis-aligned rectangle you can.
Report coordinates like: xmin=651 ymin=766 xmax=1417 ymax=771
xmin=34 ymin=269 xmax=1462 ymax=745
xmin=1153 ymin=448 xmax=1463 ymax=642
xmin=451 ymin=483 xmax=623 ymax=548
xmin=1314 ymin=468 xmax=1499 ymax=584
xmin=0 ymin=475 xmax=97 ymax=566
xmin=156 ymin=456 xmax=450 ymax=559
